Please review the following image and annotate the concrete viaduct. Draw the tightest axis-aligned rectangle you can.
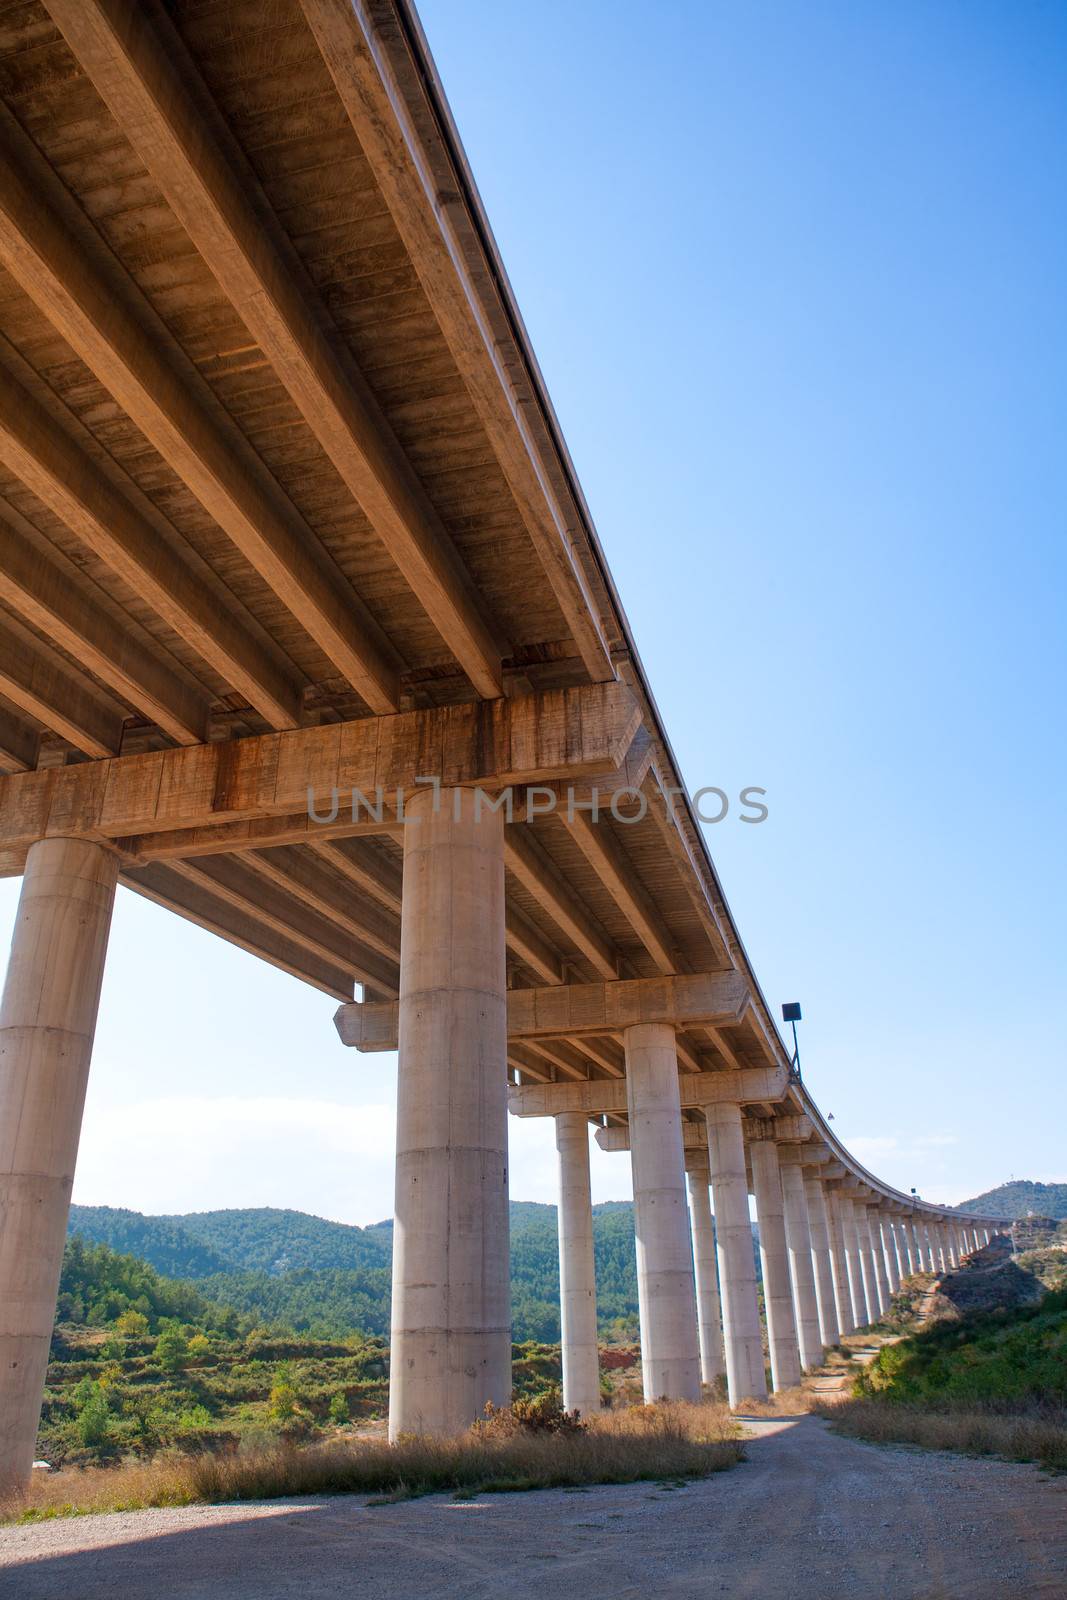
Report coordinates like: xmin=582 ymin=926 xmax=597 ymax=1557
xmin=0 ymin=0 xmax=999 ymax=1486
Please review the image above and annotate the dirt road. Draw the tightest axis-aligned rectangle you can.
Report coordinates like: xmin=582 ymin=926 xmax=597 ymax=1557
xmin=2 ymin=1416 xmax=1065 ymax=1599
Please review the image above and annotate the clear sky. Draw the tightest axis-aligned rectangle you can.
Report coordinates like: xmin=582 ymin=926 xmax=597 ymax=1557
xmin=2 ymin=0 xmax=1064 ymax=1224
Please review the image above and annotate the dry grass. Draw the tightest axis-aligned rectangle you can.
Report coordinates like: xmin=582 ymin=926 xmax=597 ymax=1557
xmin=816 ymin=1398 xmax=1067 ymax=1473
xmin=734 ymin=1385 xmax=817 ymax=1417
xmin=1 ymin=1401 xmax=743 ymax=1523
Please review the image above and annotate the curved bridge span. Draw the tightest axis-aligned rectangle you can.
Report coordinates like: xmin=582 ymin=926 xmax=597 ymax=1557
xmin=0 ymin=0 xmax=998 ymax=1482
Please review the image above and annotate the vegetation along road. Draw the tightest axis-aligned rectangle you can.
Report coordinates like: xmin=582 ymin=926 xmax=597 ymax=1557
xmin=3 ymin=1412 xmax=1066 ymax=1600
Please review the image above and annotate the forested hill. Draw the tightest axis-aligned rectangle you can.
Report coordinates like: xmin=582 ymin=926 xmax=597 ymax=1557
xmin=68 ymin=1205 xmax=391 ymax=1276
xmin=67 ymin=1201 xmax=645 ymax=1342
xmin=956 ymin=1181 xmax=1067 ymax=1221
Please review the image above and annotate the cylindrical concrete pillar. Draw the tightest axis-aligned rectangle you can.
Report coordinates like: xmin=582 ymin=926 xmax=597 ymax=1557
xmin=686 ymin=1157 xmax=725 ymax=1387
xmin=780 ymin=1160 xmax=822 ymax=1370
xmin=880 ymin=1215 xmax=901 ymax=1295
xmin=706 ymin=1103 xmax=766 ymax=1404
xmin=868 ymin=1211 xmax=891 ymax=1313
xmin=804 ymin=1174 xmax=840 ymax=1348
xmin=945 ymin=1225 xmax=959 ymax=1269
xmin=624 ymin=1022 xmax=701 ymax=1403
xmin=934 ymin=1223 xmax=949 ymax=1275
xmin=555 ymin=1112 xmax=600 ymax=1416
xmin=390 ymin=786 xmax=510 ymax=1440
xmin=838 ymin=1194 xmax=869 ymax=1327
xmin=854 ymin=1202 xmax=881 ymax=1323
xmin=895 ymin=1216 xmax=914 ymax=1278
xmin=911 ymin=1218 xmax=926 ymax=1273
xmin=750 ymin=1140 xmax=802 ymax=1391
xmin=0 ymin=837 xmax=119 ymax=1491
xmin=825 ymin=1189 xmax=855 ymax=1337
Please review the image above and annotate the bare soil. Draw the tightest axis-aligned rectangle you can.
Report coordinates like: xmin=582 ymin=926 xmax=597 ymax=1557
xmin=2 ymin=1413 xmax=1064 ymax=1599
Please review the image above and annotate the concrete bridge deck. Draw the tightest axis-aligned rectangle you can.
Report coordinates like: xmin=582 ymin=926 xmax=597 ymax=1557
xmin=0 ymin=0 xmax=1001 ymax=1485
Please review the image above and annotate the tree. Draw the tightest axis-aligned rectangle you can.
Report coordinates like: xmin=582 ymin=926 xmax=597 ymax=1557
xmin=155 ymin=1321 xmax=189 ymax=1372
xmin=75 ymin=1382 xmax=112 ymax=1448
xmin=186 ymin=1332 xmax=212 ymax=1363
xmin=268 ymin=1362 xmax=298 ymax=1421
xmin=328 ymin=1391 xmax=349 ymax=1425
xmin=116 ymin=1309 xmax=150 ymax=1339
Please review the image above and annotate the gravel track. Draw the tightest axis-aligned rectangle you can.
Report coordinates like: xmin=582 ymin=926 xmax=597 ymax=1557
xmin=2 ymin=1415 xmax=1065 ymax=1599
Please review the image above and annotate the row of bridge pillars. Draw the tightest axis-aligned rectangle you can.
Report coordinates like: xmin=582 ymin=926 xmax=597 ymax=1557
xmin=552 ymin=1110 xmax=992 ymax=1415
xmin=0 ymin=807 xmax=997 ymax=1487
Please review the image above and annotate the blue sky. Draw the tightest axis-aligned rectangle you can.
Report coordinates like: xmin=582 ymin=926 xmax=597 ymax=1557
xmin=2 ymin=0 xmax=1064 ymax=1221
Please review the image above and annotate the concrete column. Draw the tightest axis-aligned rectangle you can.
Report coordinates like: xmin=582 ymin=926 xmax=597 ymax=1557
xmin=922 ymin=1219 xmax=938 ymax=1272
xmin=0 ymin=837 xmax=119 ymax=1491
xmin=825 ymin=1190 xmax=855 ymax=1336
xmin=706 ymin=1103 xmax=767 ymax=1404
xmin=555 ymin=1112 xmax=600 ymax=1416
xmin=390 ymin=786 xmax=510 ymax=1440
xmin=934 ymin=1222 xmax=947 ymax=1272
xmin=945 ymin=1226 xmax=959 ymax=1269
xmin=883 ymin=1216 xmax=895 ymax=1292
xmin=868 ymin=1211 xmax=892 ymax=1313
xmin=804 ymin=1174 xmax=840 ymax=1348
xmin=624 ymin=1022 xmax=701 ymax=1403
xmin=839 ymin=1195 xmax=869 ymax=1327
xmin=911 ymin=1218 xmax=926 ymax=1273
xmin=854 ymin=1202 xmax=881 ymax=1323
xmin=686 ymin=1156 xmax=725 ymax=1387
xmin=750 ymin=1139 xmax=802 ymax=1391
xmin=895 ymin=1216 xmax=914 ymax=1277
xmin=780 ymin=1160 xmax=822 ymax=1370
xmin=857 ymin=1203 xmax=883 ymax=1318
xmin=933 ymin=1223 xmax=949 ymax=1275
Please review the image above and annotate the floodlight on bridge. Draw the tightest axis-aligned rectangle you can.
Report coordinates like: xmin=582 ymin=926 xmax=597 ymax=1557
xmin=782 ymin=1001 xmax=802 ymax=1080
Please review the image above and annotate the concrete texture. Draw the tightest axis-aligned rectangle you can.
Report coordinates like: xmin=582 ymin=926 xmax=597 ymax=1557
xmin=3 ymin=1419 xmax=1065 ymax=1599
xmin=0 ymin=837 xmax=118 ymax=1491
xmin=624 ymin=1023 xmax=701 ymax=1402
xmin=780 ymin=1161 xmax=822 ymax=1370
xmin=555 ymin=1113 xmax=600 ymax=1415
xmin=804 ymin=1174 xmax=841 ymax=1348
xmin=705 ymin=1102 xmax=767 ymax=1404
xmin=750 ymin=1139 xmax=802 ymax=1391
xmin=684 ymin=1159 xmax=725 ymax=1385
xmin=390 ymin=787 xmax=510 ymax=1439
xmin=824 ymin=1191 xmax=855 ymax=1337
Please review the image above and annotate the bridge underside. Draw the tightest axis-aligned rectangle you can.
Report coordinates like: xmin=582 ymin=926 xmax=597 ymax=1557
xmin=0 ymin=0 xmax=998 ymax=1486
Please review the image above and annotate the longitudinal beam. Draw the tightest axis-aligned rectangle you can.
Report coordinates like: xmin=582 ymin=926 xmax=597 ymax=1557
xmin=47 ymin=0 xmax=503 ymax=701
xmin=0 ymin=500 xmax=208 ymax=745
xmin=0 ymin=354 xmax=301 ymax=731
xmin=0 ymin=613 xmax=123 ymax=758
xmin=122 ymin=862 xmax=356 ymax=1001
xmin=504 ymin=825 xmax=618 ymax=979
xmin=300 ymin=0 xmax=615 ymax=684
xmin=559 ymin=808 xmax=679 ymax=974
xmin=0 ymin=682 xmax=640 ymax=848
xmin=171 ymin=856 xmax=399 ymax=996
xmin=334 ymin=968 xmax=749 ymax=1052
xmin=0 ymin=704 xmax=39 ymax=774
xmin=0 ymin=100 xmax=399 ymax=713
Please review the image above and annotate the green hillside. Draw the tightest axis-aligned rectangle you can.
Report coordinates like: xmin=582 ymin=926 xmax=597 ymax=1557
xmin=857 ymin=1289 xmax=1067 ymax=1408
xmin=64 ymin=1206 xmax=231 ymax=1278
xmin=956 ymin=1180 xmax=1067 ymax=1220
xmin=68 ymin=1201 xmax=647 ymax=1341
xmin=66 ymin=1198 xmax=770 ymax=1343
